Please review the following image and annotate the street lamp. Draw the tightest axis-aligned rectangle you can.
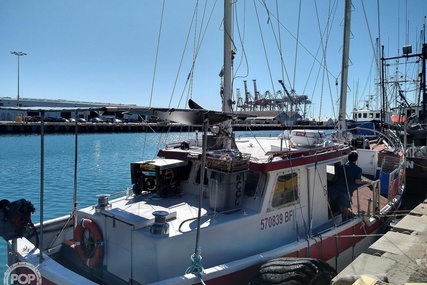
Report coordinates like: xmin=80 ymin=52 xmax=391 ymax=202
xmin=10 ymin=51 xmax=27 ymax=107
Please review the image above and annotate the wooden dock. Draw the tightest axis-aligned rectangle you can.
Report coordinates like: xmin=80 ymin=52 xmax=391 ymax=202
xmin=332 ymin=199 xmax=427 ymax=284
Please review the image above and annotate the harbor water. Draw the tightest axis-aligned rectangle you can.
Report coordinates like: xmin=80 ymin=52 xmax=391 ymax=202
xmin=0 ymin=130 xmax=282 ymax=276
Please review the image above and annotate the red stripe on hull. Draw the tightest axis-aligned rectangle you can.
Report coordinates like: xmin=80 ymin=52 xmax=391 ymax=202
xmin=199 ymin=219 xmax=382 ymax=285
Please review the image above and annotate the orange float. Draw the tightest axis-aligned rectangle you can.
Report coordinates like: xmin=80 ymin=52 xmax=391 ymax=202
xmin=391 ymin=114 xmax=406 ymax=123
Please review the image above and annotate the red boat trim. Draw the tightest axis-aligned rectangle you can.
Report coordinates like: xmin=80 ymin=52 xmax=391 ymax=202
xmin=251 ymin=146 xmax=351 ymax=172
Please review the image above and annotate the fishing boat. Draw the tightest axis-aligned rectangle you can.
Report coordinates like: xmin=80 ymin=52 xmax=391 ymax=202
xmin=382 ymin=39 xmax=427 ymax=195
xmin=1 ymin=1 xmax=405 ymax=284
xmin=348 ymin=20 xmax=427 ymax=195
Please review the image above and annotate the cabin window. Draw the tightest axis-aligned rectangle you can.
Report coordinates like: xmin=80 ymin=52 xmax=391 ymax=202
xmin=375 ymin=113 xmax=380 ymax=119
xmin=363 ymin=113 xmax=367 ymax=118
xmin=272 ymin=173 xmax=299 ymax=208
xmin=244 ymin=171 xmax=265 ymax=198
xmin=368 ymin=113 xmax=373 ymax=119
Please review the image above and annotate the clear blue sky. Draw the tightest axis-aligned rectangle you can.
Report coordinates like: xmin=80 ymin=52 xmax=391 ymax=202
xmin=1 ymin=1 xmax=426 ymax=119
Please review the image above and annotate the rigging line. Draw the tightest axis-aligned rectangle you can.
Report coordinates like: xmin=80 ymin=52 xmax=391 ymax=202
xmin=259 ymin=1 xmax=337 ymax=79
xmin=187 ymin=0 xmax=200 ymax=107
xmin=403 ymin=0 xmax=409 ymax=96
xmin=169 ymin=2 xmax=199 ymax=108
xmin=313 ymin=0 xmax=335 ymax=119
xmin=405 ymin=0 xmax=408 ymax=45
xmin=306 ymin=0 xmax=340 ymax=101
xmin=253 ymin=0 xmax=277 ymax=95
xmin=259 ymin=0 xmax=291 ymax=90
xmin=139 ymin=117 xmax=158 ymax=159
xmin=360 ymin=0 xmax=380 ymax=75
xmin=178 ymin=0 xmax=218 ymax=109
xmin=187 ymin=0 xmax=214 ymax=106
xmin=360 ymin=54 xmax=375 ymax=102
xmin=397 ymin=1 xmax=401 ymax=58
xmin=274 ymin=0 xmax=285 ymax=86
xmin=292 ymin=0 xmax=302 ymax=89
xmin=376 ymin=0 xmax=381 ymax=56
xmin=150 ymin=0 xmax=166 ymax=108
xmin=233 ymin=0 xmax=250 ymax=80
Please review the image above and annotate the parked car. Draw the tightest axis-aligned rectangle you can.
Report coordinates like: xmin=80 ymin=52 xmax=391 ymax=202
xmin=44 ymin=117 xmax=69 ymax=122
xmin=78 ymin=118 xmax=87 ymax=123
xmin=25 ymin=116 xmax=41 ymax=122
xmin=91 ymin=117 xmax=103 ymax=123
xmin=44 ymin=117 xmax=57 ymax=122
xmin=113 ymin=118 xmax=122 ymax=123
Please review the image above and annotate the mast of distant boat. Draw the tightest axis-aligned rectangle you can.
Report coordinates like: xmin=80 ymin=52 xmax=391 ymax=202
xmin=337 ymin=0 xmax=352 ymax=140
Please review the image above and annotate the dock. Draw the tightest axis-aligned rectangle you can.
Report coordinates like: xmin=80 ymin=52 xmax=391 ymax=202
xmin=332 ymin=199 xmax=427 ymax=284
xmin=0 ymin=122 xmax=333 ymax=134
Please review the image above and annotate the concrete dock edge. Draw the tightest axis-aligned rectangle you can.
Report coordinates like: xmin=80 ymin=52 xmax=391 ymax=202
xmin=332 ymin=199 xmax=427 ymax=285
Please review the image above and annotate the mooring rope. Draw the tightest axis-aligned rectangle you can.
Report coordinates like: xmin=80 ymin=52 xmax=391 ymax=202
xmin=185 ymin=250 xmax=206 ymax=285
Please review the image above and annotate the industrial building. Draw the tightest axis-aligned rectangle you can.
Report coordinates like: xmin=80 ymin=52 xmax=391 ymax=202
xmin=0 ymin=97 xmax=139 ymax=122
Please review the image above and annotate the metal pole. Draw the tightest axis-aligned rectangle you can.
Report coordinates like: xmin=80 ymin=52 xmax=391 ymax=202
xmin=39 ymin=111 xmax=45 ymax=264
xmin=73 ymin=111 xmax=79 ymax=231
xmin=10 ymin=51 xmax=27 ymax=107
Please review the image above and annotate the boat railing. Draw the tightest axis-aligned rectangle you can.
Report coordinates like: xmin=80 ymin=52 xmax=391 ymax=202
xmin=354 ymin=179 xmax=380 ymax=218
xmin=406 ymin=142 xmax=427 ymax=157
xmin=379 ymin=155 xmax=405 ymax=203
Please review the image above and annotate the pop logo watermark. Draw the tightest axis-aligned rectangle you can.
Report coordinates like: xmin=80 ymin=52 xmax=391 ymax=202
xmin=3 ymin=262 xmax=42 ymax=285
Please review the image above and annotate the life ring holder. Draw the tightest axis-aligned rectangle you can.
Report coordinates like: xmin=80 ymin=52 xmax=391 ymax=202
xmin=74 ymin=218 xmax=104 ymax=268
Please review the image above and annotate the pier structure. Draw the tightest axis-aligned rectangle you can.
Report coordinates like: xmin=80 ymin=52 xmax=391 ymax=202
xmin=0 ymin=122 xmax=334 ymax=134
xmin=332 ymin=199 xmax=427 ymax=284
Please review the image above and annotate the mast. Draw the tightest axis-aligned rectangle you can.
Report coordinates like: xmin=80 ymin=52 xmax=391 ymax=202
xmin=189 ymin=1 xmax=234 ymax=272
xmin=223 ymin=0 xmax=233 ymax=113
xmin=422 ymin=43 xmax=427 ymax=113
xmin=221 ymin=0 xmax=233 ymax=149
xmin=337 ymin=0 xmax=352 ymax=140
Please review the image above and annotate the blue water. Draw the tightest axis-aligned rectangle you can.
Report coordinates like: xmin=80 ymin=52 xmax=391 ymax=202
xmin=0 ymin=132 xmax=202 ymax=275
xmin=0 ymin=130 xmax=282 ymax=276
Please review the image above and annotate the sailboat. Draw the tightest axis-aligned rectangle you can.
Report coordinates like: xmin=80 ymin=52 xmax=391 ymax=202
xmin=1 ymin=1 xmax=405 ymax=284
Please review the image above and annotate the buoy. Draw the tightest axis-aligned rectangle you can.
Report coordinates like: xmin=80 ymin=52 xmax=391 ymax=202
xmin=391 ymin=114 xmax=406 ymax=123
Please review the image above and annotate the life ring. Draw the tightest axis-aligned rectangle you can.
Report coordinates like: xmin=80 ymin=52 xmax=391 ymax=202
xmin=74 ymin=218 xmax=104 ymax=268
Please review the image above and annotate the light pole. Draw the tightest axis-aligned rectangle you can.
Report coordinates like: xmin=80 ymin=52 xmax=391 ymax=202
xmin=10 ymin=51 xmax=27 ymax=107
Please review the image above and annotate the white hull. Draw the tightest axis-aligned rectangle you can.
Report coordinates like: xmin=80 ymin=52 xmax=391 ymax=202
xmin=6 ymin=138 xmax=404 ymax=285
xmin=9 ymin=214 xmax=388 ymax=285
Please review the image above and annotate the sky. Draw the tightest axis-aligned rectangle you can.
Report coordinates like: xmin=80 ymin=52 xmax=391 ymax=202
xmin=1 ymin=0 xmax=426 ymax=119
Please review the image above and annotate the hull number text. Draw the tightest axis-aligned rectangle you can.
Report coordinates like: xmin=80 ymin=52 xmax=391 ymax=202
xmin=260 ymin=210 xmax=293 ymax=230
